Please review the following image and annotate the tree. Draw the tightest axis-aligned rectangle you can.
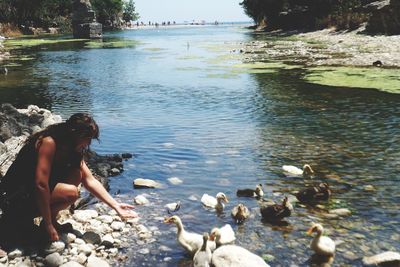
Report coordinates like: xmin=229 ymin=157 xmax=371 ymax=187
xmin=123 ymin=0 xmax=139 ymax=22
xmin=91 ymin=0 xmax=124 ymax=28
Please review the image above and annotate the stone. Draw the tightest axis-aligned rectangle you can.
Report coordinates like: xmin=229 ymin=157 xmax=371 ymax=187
xmin=329 ymin=208 xmax=351 ymax=217
xmin=133 ymin=178 xmax=161 ymax=189
xmin=87 ymin=256 xmax=110 ymax=267
xmin=101 ymin=234 xmax=114 ymax=248
xmin=363 ymin=251 xmax=400 ymax=266
xmin=82 ymin=231 xmax=102 ymax=245
xmin=97 ymin=215 xmax=113 ymax=224
xmin=363 ymin=185 xmax=376 ymax=192
xmin=8 ymin=249 xmax=23 ymax=259
xmin=60 ymin=262 xmax=85 ymax=267
xmin=61 ymin=233 xmax=77 ymax=244
xmin=167 ymin=177 xmax=183 ymax=185
xmin=44 ymin=241 xmax=66 ymax=254
xmin=72 ymin=0 xmax=102 ymax=39
xmin=121 ymin=153 xmax=133 ymax=159
xmin=134 ymin=194 xmax=149 ymax=205
xmin=77 ymin=244 xmax=92 ymax=256
xmin=45 ymin=252 xmax=64 ymax=267
xmin=76 ymin=253 xmax=88 ymax=265
xmin=110 ymin=221 xmax=125 ymax=231
xmin=73 ymin=210 xmax=98 ymax=222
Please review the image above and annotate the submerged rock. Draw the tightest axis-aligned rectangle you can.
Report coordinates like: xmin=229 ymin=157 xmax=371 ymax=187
xmin=363 ymin=251 xmax=400 ymax=266
xmin=133 ymin=178 xmax=161 ymax=189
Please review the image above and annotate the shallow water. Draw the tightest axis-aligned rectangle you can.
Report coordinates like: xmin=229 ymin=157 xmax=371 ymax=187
xmin=1 ymin=25 xmax=399 ymax=266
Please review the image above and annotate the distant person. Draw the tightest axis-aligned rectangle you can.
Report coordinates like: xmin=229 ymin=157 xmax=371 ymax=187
xmin=0 ymin=113 xmax=137 ymax=247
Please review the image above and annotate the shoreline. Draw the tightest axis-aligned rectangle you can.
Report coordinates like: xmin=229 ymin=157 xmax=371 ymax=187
xmin=237 ymin=28 xmax=400 ymax=68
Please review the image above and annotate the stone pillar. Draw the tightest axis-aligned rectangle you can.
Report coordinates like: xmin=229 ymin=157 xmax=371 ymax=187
xmin=72 ymin=0 xmax=102 ymax=39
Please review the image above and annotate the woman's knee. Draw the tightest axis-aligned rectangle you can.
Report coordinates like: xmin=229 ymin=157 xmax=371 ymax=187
xmin=52 ymin=183 xmax=79 ymax=203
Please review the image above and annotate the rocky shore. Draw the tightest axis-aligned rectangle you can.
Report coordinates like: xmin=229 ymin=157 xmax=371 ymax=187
xmin=0 ymin=104 xmax=143 ymax=267
xmin=238 ymin=28 xmax=400 ymax=67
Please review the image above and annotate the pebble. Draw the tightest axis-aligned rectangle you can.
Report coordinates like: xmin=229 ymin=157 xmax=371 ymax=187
xmin=8 ymin=249 xmax=23 ymax=259
xmin=77 ymin=244 xmax=92 ymax=256
xmin=60 ymin=262 xmax=85 ymax=267
xmin=111 ymin=221 xmax=125 ymax=231
xmin=133 ymin=178 xmax=161 ymax=189
xmin=363 ymin=185 xmax=376 ymax=192
xmin=138 ymin=248 xmax=150 ymax=255
xmin=97 ymin=215 xmax=113 ymax=224
xmin=134 ymin=195 xmax=149 ymax=205
xmin=73 ymin=210 xmax=99 ymax=223
xmin=45 ymin=252 xmax=64 ymax=267
xmin=82 ymin=231 xmax=102 ymax=245
xmin=167 ymin=177 xmax=183 ymax=185
xmin=329 ymin=208 xmax=352 ymax=216
xmin=87 ymin=256 xmax=110 ymax=267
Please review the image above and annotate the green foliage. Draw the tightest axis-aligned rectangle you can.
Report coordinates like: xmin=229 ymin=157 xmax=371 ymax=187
xmin=240 ymin=0 xmax=375 ymax=31
xmin=123 ymin=0 xmax=139 ymax=22
xmin=91 ymin=0 xmax=123 ymax=28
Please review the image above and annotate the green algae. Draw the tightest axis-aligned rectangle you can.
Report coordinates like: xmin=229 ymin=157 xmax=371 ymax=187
xmin=232 ymin=61 xmax=301 ymax=70
xmin=177 ymin=55 xmax=203 ymax=60
xmin=84 ymin=39 xmax=140 ymax=49
xmin=205 ymin=73 xmax=239 ymax=79
xmin=304 ymin=66 xmax=400 ymax=93
xmin=143 ymin=47 xmax=166 ymax=52
xmin=5 ymin=38 xmax=83 ymax=49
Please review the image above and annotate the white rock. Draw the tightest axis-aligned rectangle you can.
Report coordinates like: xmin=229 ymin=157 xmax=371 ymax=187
xmin=60 ymin=262 xmax=85 ymax=267
xmin=110 ymin=221 xmax=125 ymax=231
xmin=133 ymin=178 xmax=161 ymax=189
xmin=363 ymin=251 xmax=400 ymax=266
xmin=73 ymin=210 xmax=98 ymax=223
xmin=76 ymin=253 xmax=88 ymax=265
xmin=167 ymin=177 xmax=183 ymax=185
xmin=329 ymin=208 xmax=352 ymax=217
xmin=74 ymin=238 xmax=85 ymax=245
xmin=134 ymin=195 xmax=149 ymax=205
xmin=77 ymin=244 xmax=92 ymax=256
xmin=102 ymin=234 xmax=114 ymax=244
xmin=8 ymin=249 xmax=23 ymax=259
xmin=45 ymin=252 xmax=63 ymax=267
xmin=61 ymin=233 xmax=77 ymax=244
xmin=87 ymin=256 xmax=110 ymax=267
xmin=138 ymin=248 xmax=150 ymax=255
xmin=97 ymin=215 xmax=113 ymax=224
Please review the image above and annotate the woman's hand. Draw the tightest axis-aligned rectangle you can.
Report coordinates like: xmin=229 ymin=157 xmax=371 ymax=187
xmin=114 ymin=202 xmax=138 ymax=219
xmin=46 ymin=224 xmax=60 ymax=241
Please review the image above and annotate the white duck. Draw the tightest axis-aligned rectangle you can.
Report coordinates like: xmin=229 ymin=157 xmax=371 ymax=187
xmin=209 ymin=224 xmax=236 ymax=247
xmin=163 ymin=216 xmax=216 ymax=254
xmin=307 ymin=223 xmax=336 ymax=257
xmin=282 ymin=164 xmax=314 ymax=177
xmin=193 ymin=233 xmax=212 ymax=267
xmin=201 ymin=192 xmax=229 ymax=211
xmin=211 ymin=245 xmax=270 ymax=267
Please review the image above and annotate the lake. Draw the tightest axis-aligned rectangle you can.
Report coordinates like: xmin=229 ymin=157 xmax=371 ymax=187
xmin=0 ymin=25 xmax=399 ymax=266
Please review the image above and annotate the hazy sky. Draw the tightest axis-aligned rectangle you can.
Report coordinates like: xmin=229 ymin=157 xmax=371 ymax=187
xmin=134 ymin=0 xmax=250 ymax=23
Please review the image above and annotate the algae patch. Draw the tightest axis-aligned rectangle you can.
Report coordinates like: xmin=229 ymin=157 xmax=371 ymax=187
xmin=305 ymin=66 xmax=400 ymax=93
xmin=84 ymin=39 xmax=140 ymax=49
xmin=5 ymin=38 xmax=83 ymax=49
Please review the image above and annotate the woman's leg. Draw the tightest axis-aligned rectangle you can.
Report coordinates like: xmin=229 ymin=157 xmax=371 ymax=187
xmin=50 ymin=169 xmax=82 ymax=226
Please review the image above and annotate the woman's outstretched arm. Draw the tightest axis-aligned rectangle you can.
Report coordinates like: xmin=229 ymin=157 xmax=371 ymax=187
xmin=80 ymin=161 xmax=138 ymax=219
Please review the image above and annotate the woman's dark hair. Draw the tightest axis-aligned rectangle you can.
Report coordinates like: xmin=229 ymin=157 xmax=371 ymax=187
xmin=28 ymin=113 xmax=100 ymax=168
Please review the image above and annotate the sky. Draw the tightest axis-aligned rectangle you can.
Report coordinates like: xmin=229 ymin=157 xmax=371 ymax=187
xmin=133 ymin=0 xmax=251 ymax=23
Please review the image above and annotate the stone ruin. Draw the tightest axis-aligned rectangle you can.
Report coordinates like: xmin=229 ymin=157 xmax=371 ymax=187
xmin=72 ymin=0 xmax=102 ymax=39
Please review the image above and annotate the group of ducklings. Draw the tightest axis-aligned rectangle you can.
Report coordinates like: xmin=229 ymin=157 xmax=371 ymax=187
xmin=164 ymin=163 xmax=336 ymax=266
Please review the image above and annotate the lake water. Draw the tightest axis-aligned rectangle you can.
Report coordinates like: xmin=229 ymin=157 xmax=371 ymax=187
xmin=0 ymin=25 xmax=399 ymax=266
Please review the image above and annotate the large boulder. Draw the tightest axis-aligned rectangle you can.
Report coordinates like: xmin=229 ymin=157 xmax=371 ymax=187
xmin=366 ymin=0 xmax=400 ymax=35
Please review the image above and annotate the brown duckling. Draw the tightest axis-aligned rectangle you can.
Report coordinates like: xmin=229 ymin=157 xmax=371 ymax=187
xmin=231 ymin=203 xmax=250 ymax=224
xmin=295 ymin=183 xmax=331 ymax=203
xmin=260 ymin=196 xmax=293 ymax=222
xmin=236 ymin=184 xmax=264 ymax=198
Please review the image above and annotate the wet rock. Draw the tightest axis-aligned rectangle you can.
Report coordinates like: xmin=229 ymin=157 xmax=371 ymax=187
xmin=363 ymin=185 xmax=376 ymax=192
xmin=121 ymin=153 xmax=133 ymax=159
xmin=329 ymin=208 xmax=351 ymax=217
xmin=109 ymin=168 xmax=120 ymax=176
xmin=82 ymin=232 xmax=102 ymax=245
xmin=363 ymin=251 xmax=400 ymax=266
xmin=134 ymin=194 xmax=149 ymax=205
xmin=45 ymin=252 xmax=63 ymax=267
xmin=167 ymin=177 xmax=183 ymax=185
xmin=343 ymin=251 xmax=359 ymax=261
xmin=138 ymin=248 xmax=150 ymax=255
xmin=133 ymin=178 xmax=161 ymax=189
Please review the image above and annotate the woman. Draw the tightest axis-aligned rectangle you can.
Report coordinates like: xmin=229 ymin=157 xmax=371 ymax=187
xmin=0 ymin=113 xmax=137 ymax=244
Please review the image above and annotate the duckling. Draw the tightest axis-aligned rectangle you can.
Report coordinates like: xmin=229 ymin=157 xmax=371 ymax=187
xmin=282 ymin=164 xmax=314 ymax=177
xmin=211 ymin=245 xmax=270 ymax=267
xmin=260 ymin=196 xmax=293 ymax=222
xmin=193 ymin=233 xmax=212 ymax=267
xmin=231 ymin=203 xmax=250 ymax=224
xmin=209 ymin=224 xmax=236 ymax=247
xmin=236 ymin=184 xmax=264 ymax=198
xmin=295 ymin=183 xmax=331 ymax=203
xmin=201 ymin=192 xmax=228 ymax=211
xmin=163 ymin=216 xmax=216 ymax=255
xmin=307 ymin=223 xmax=336 ymax=257
xmin=165 ymin=201 xmax=181 ymax=214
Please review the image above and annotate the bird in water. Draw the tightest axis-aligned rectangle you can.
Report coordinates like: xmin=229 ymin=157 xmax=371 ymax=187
xmin=295 ymin=183 xmax=331 ymax=203
xmin=193 ymin=233 xmax=212 ymax=267
xmin=307 ymin=223 xmax=336 ymax=257
xmin=231 ymin=203 xmax=250 ymax=224
xmin=237 ymin=184 xmax=264 ymax=198
xmin=260 ymin=196 xmax=293 ymax=222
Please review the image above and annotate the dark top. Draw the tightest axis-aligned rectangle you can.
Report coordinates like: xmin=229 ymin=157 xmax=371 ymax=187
xmin=0 ymin=137 xmax=79 ymax=218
